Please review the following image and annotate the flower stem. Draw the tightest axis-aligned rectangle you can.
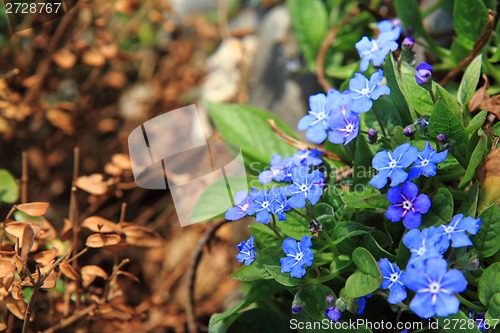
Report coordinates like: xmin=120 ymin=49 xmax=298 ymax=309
xmin=291 ymin=209 xmax=309 ymax=220
xmin=428 ymin=85 xmax=437 ymax=104
xmin=456 ymin=294 xmax=486 ymax=313
xmin=268 ymin=215 xmax=284 ymax=241
xmin=372 ymin=105 xmax=388 ymax=137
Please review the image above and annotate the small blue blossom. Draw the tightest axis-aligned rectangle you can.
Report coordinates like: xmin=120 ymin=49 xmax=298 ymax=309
xmin=291 ymin=303 xmax=301 ymax=315
xmin=286 ymin=166 xmax=324 ymax=209
xmin=348 ymin=70 xmax=390 ymax=113
xmin=378 ymin=258 xmax=407 ymax=304
xmin=440 ymin=214 xmax=482 ymax=248
xmin=236 ymin=236 xmax=255 ymax=265
xmin=269 ymin=187 xmax=291 ymax=221
xmin=356 ymin=24 xmax=400 ymax=72
xmin=258 ymin=154 xmax=295 ymax=184
xmin=415 ymin=62 xmax=433 ymax=85
xmin=356 ymin=294 xmax=372 ymax=315
xmin=298 ymin=90 xmax=336 ymax=144
xmin=293 ymin=149 xmax=323 ymax=167
xmin=370 ymin=143 xmax=419 ymax=189
xmin=328 ymin=108 xmax=360 ymax=145
xmin=247 ymin=189 xmax=274 ymax=224
xmin=325 ymin=307 xmax=342 ymax=322
xmin=225 ymin=190 xmax=252 ymax=221
xmin=402 ymin=258 xmax=467 ymax=318
xmin=403 ymin=227 xmax=449 ymax=268
xmin=280 ymin=236 xmax=314 ymax=278
xmin=377 ymin=19 xmax=402 ymax=37
xmin=386 ymin=181 xmax=431 ymax=229
xmin=407 ymin=142 xmax=448 ymax=180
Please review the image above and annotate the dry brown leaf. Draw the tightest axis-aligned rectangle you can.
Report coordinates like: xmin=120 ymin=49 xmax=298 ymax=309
xmin=61 ymin=218 xmax=73 ymax=241
xmin=82 ymin=49 xmax=106 ymax=67
xmin=86 ymin=233 xmax=122 ymax=248
xmin=46 ymin=109 xmax=74 ymax=135
xmin=16 ymin=202 xmax=50 ymax=216
xmin=100 ymin=44 xmax=118 ymax=59
xmin=4 ymin=222 xmax=36 ymax=239
xmin=102 ymin=240 xmax=129 ymax=253
xmin=468 ymin=76 xmax=489 ymax=112
xmin=482 ymin=95 xmax=500 ymax=119
xmin=114 ymin=0 xmax=139 ymax=14
xmin=60 ymin=261 xmax=80 ymax=281
xmin=0 ymin=259 xmax=15 ymax=278
xmin=5 ymin=295 xmax=26 ymax=319
xmin=111 ymin=153 xmax=132 ymax=170
xmin=11 ymin=255 xmax=23 ymax=275
xmin=478 ymin=147 xmax=500 ymax=211
xmin=81 ymin=216 xmax=119 ymax=233
xmin=81 ymin=265 xmax=108 ymax=287
xmin=37 ymin=218 xmax=57 ymax=241
xmin=122 ymin=225 xmax=162 ymax=248
xmin=0 ymin=322 xmax=6 ymax=331
xmin=52 ymin=49 xmax=77 ymax=69
xmin=34 ymin=247 xmax=58 ymax=266
xmin=20 ymin=224 xmax=34 ymax=261
xmin=75 ymin=174 xmax=109 ymax=195
xmin=103 ymin=71 xmax=127 ymax=89
xmin=116 ymin=270 xmax=139 ymax=283
xmin=104 ymin=163 xmax=123 ymax=176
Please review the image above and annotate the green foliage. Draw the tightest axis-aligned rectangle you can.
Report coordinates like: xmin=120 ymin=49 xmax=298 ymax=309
xmin=474 ymin=204 xmax=500 ymax=258
xmin=454 ymin=0 xmax=489 ymax=50
xmin=0 ymin=169 xmax=18 ymax=204
xmin=344 ymin=248 xmax=381 ymax=298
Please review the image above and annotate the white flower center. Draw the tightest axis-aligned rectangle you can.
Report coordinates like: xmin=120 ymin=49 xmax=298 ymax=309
xmin=443 ymin=225 xmax=454 ymax=235
xmin=429 ymin=282 xmax=440 ymax=293
xmin=402 ymin=200 xmax=412 ymax=210
xmin=345 ymin=124 xmax=354 ymax=132
xmin=295 ymin=252 xmax=303 ymax=261
xmin=262 ymin=201 xmax=269 ymax=208
xmin=389 ymin=272 xmax=399 ymax=283
xmin=416 ymin=246 xmax=426 ymax=256
xmin=300 ymin=184 xmax=308 ymax=192
xmin=317 ymin=112 xmax=326 ymax=120
xmin=360 ymin=88 xmax=370 ymax=96
xmin=241 ymin=203 xmax=249 ymax=211
xmin=389 ymin=160 xmax=397 ymax=168
xmin=420 ymin=159 xmax=429 ymax=166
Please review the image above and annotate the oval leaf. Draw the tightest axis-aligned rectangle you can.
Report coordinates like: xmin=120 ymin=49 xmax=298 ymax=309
xmin=16 ymin=202 xmax=50 ymax=216
xmin=86 ymin=234 xmax=122 ymax=248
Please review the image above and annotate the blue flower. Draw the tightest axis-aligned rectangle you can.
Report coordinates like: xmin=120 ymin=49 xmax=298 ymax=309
xmin=415 ymin=62 xmax=433 ymax=85
xmin=328 ymin=108 xmax=360 ymax=145
xmin=386 ymin=181 xmax=431 ymax=229
xmin=377 ymin=19 xmax=402 ymax=38
xmin=225 ymin=190 xmax=252 ymax=221
xmin=286 ymin=166 xmax=324 ymax=208
xmin=293 ymin=149 xmax=323 ymax=167
xmin=408 ymin=142 xmax=448 ymax=180
xmin=247 ymin=189 xmax=274 ymax=224
xmin=236 ymin=236 xmax=255 ymax=265
xmin=348 ymin=70 xmax=390 ymax=113
xmin=280 ymin=236 xmax=314 ymax=278
xmin=370 ymin=143 xmax=419 ymax=189
xmin=258 ymin=154 xmax=295 ymax=184
xmin=378 ymin=258 xmax=407 ymax=304
xmin=269 ymin=187 xmax=291 ymax=221
xmin=298 ymin=90 xmax=336 ymax=144
xmin=440 ymin=214 xmax=482 ymax=248
xmin=325 ymin=307 xmax=342 ymax=322
xmin=356 ymin=27 xmax=400 ymax=72
xmin=356 ymin=294 xmax=372 ymax=314
xmin=402 ymin=258 xmax=467 ymax=318
xmin=403 ymin=227 xmax=449 ymax=268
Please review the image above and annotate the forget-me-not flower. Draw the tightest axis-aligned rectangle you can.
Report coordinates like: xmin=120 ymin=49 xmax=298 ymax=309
xmin=269 ymin=187 xmax=291 ymax=221
xmin=356 ymin=23 xmax=400 ymax=72
xmin=386 ymin=181 xmax=431 ymax=229
xmin=258 ymin=154 xmax=295 ymax=184
xmin=378 ymin=258 xmax=407 ymax=304
xmin=415 ymin=62 xmax=433 ymax=85
xmin=286 ymin=166 xmax=324 ymax=209
xmin=328 ymin=108 xmax=360 ymax=145
xmin=348 ymin=70 xmax=390 ymax=113
xmin=298 ymin=90 xmax=336 ymax=144
xmin=370 ymin=143 xmax=419 ymax=189
xmin=402 ymin=258 xmax=467 ymax=318
xmin=403 ymin=227 xmax=449 ymax=268
xmin=225 ymin=190 xmax=252 ymax=221
xmin=440 ymin=214 xmax=482 ymax=248
xmin=408 ymin=142 xmax=448 ymax=180
xmin=293 ymin=149 xmax=323 ymax=167
xmin=236 ymin=236 xmax=255 ymax=265
xmin=325 ymin=307 xmax=342 ymax=322
xmin=247 ymin=189 xmax=274 ymax=224
xmin=280 ymin=236 xmax=314 ymax=278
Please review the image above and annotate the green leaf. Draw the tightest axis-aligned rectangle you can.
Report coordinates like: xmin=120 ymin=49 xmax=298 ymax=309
xmin=466 ymin=110 xmax=488 ymax=135
xmin=478 ymin=262 xmax=500 ymax=306
xmin=287 ymin=0 xmax=328 ymax=71
xmin=296 ymin=284 xmax=335 ymax=322
xmin=394 ymin=0 xmax=426 ymax=41
xmin=206 ymin=102 xmax=297 ymax=167
xmin=226 ymin=308 xmax=290 ymax=333
xmin=0 ymin=169 xmax=18 ymax=204
xmin=458 ymin=135 xmax=487 ymax=188
xmin=401 ymin=73 xmax=435 ymax=116
xmin=344 ymin=247 xmax=382 ymax=298
xmin=365 ymin=231 xmax=396 ymax=261
xmin=365 ymin=96 xmax=403 ymax=133
xmin=332 ymin=222 xmax=374 ymax=245
xmin=454 ymin=0 xmax=488 ymax=49
xmin=391 ymin=126 xmax=410 ymax=148
xmin=249 ymin=223 xmax=279 ymax=247
xmin=264 ymin=265 xmax=305 ymax=287
xmin=422 ymin=188 xmax=454 ymax=227
xmin=434 ymin=84 xmax=462 ymax=119
xmin=329 ymin=254 xmax=353 ymax=274
xmin=474 ymin=204 xmax=500 ymax=258
xmin=342 ymin=191 xmax=389 ymax=210
xmin=384 ymin=55 xmax=412 ymax=124
xmin=352 ymin=134 xmax=373 ymax=185
xmin=276 ymin=213 xmax=310 ymax=240
xmin=458 ymin=55 xmax=483 ymax=107
xmin=230 ymin=245 xmax=281 ymax=281
xmin=459 ymin=182 xmax=479 ymax=217
xmin=486 ymin=292 xmax=500 ymax=322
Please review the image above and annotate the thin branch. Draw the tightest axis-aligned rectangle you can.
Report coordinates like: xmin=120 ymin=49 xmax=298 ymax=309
xmin=267 ymin=119 xmax=343 ymax=162
xmin=316 ymin=8 xmax=360 ymax=91
xmin=42 ymin=304 xmax=97 ymax=333
xmin=21 ymin=151 xmax=28 ymax=204
xmin=186 ymin=219 xmax=228 ymax=333
xmin=70 ymin=147 xmax=80 ymax=269
xmin=440 ymin=10 xmax=496 ymax=86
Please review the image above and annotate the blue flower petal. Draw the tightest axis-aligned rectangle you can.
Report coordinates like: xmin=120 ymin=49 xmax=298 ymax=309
xmin=435 ymin=293 xmax=461 ymax=317
xmin=410 ymin=292 xmax=435 ymax=319
xmin=441 ymin=269 xmax=468 ymax=293
xmin=402 ymin=210 xmax=422 ymax=229
xmin=388 ymin=282 xmax=407 ymax=304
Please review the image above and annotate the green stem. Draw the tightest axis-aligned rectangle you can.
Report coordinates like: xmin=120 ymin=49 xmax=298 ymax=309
xmin=267 ymin=215 xmax=284 ymax=241
xmin=372 ymin=105 xmax=387 ymax=137
xmin=456 ymin=294 xmax=486 ymax=313
xmin=291 ymin=209 xmax=309 ymax=220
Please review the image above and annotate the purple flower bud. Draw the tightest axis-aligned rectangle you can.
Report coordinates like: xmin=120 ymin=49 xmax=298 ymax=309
xmin=325 ymin=294 xmax=335 ymax=304
xmin=415 ymin=62 xmax=433 ymax=85
xmin=368 ymin=128 xmax=377 ymax=138
xmin=325 ymin=307 xmax=342 ymax=322
xmin=291 ymin=304 xmax=301 ymax=315
xmin=437 ymin=133 xmax=448 ymax=142
xmin=402 ymin=36 xmax=414 ymax=49
xmin=403 ymin=125 xmax=415 ymax=137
